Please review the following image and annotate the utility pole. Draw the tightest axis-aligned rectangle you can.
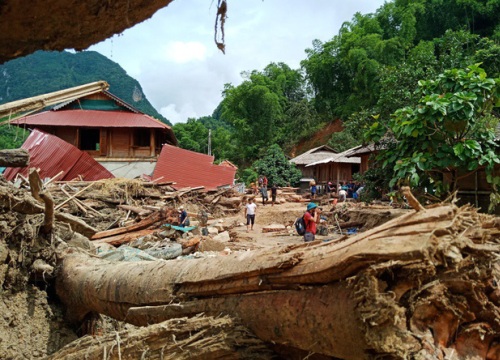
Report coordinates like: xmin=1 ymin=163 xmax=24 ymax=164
xmin=208 ymin=129 xmax=212 ymax=156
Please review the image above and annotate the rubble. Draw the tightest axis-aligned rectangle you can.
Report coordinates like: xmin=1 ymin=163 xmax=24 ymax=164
xmin=1 ymin=171 xmax=500 ymax=359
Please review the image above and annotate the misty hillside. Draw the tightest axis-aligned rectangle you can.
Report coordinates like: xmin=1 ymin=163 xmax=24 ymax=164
xmin=0 ymin=50 xmax=171 ymax=126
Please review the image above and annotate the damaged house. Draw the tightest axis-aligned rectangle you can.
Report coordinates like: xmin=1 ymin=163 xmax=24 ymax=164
xmin=10 ymin=88 xmax=177 ymax=178
xmin=290 ymin=145 xmax=361 ymax=188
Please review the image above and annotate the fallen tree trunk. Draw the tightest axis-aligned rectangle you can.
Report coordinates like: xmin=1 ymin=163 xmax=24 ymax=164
xmin=93 ymin=229 xmax=157 ymax=246
xmin=56 ymin=204 xmax=500 ymax=359
xmin=47 ymin=315 xmax=273 ymax=360
xmin=0 ymin=149 xmax=29 ymax=167
xmin=90 ymin=208 xmax=176 ymax=240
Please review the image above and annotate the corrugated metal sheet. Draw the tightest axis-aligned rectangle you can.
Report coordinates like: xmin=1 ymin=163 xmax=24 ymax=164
xmin=306 ymin=149 xmax=361 ymax=167
xmin=290 ymin=145 xmax=338 ymax=165
xmin=3 ymin=129 xmax=114 ymax=181
xmin=152 ymin=144 xmax=236 ymax=191
xmin=11 ymin=109 xmax=171 ymax=129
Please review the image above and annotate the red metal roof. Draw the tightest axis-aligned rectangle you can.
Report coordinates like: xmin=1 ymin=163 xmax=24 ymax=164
xmin=11 ymin=109 xmax=171 ymax=129
xmin=152 ymin=144 xmax=236 ymax=191
xmin=3 ymin=129 xmax=114 ymax=181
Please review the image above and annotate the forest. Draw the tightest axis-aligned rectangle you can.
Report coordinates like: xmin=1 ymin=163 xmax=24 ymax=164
xmin=173 ymin=0 xmax=500 ymax=192
xmin=0 ymin=50 xmax=171 ymax=148
xmin=1 ymin=0 xmax=500 ymax=197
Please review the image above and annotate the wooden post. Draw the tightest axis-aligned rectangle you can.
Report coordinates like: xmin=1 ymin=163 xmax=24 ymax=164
xmin=39 ymin=190 xmax=54 ymax=233
xmin=0 ymin=149 xmax=29 ymax=167
xmin=336 ymin=164 xmax=340 ymax=195
xmin=28 ymin=168 xmax=43 ymax=202
xmin=150 ymin=129 xmax=155 ymax=157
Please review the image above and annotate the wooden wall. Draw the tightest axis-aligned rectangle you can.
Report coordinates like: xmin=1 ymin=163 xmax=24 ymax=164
xmin=33 ymin=126 xmax=162 ymax=159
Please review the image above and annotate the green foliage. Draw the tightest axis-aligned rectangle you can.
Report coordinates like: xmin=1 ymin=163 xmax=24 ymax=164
xmin=0 ymin=51 xmax=171 ymax=125
xmin=354 ymin=164 xmax=392 ymax=203
xmin=221 ymin=62 xmax=319 ymax=165
xmin=328 ymin=131 xmax=360 ymax=153
xmin=367 ymin=65 xmax=500 ymax=195
xmin=0 ymin=125 xmax=29 ymax=149
xmin=251 ymin=144 xmax=302 ymax=187
xmin=173 ymin=116 xmax=237 ymax=162
xmin=239 ymin=167 xmax=259 ymax=187
xmin=173 ymin=119 xmax=209 ymax=153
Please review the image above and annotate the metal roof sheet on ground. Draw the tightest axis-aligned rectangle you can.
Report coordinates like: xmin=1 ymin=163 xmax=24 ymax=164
xmin=3 ymin=129 xmax=114 ymax=181
xmin=10 ymin=109 xmax=171 ymax=129
xmin=152 ymin=144 xmax=236 ymax=191
xmin=289 ymin=145 xmax=338 ymax=165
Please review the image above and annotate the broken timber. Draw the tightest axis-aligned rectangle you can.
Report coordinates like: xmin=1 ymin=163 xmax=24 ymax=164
xmin=0 ymin=148 xmax=29 ymax=167
xmin=55 ymin=203 xmax=500 ymax=358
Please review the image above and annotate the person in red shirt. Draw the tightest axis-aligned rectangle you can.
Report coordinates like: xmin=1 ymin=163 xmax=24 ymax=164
xmin=303 ymin=202 xmax=321 ymax=242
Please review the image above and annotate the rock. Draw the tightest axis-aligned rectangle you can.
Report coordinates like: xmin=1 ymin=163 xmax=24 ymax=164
xmin=213 ymin=224 xmax=225 ymax=232
xmin=207 ymin=226 xmax=219 ymax=235
xmin=67 ymin=232 xmax=96 ymax=252
xmin=213 ymin=231 xmax=230 ymax=242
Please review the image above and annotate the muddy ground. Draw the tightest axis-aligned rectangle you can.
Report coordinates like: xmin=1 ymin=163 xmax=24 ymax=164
xmin=0 ymin=181 xmax=408 ymax=358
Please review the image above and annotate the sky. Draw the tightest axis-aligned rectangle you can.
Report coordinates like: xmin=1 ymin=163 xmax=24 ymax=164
xmin=89 ymin=0 xmax=387 ymax=124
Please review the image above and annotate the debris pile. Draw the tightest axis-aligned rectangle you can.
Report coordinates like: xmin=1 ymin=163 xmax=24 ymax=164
xmin=2 ymin=171 xmax=500 ymax=359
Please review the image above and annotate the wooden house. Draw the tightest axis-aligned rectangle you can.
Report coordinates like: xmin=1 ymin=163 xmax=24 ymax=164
xmin=290 ymin=145 xmax=338 ymax=179
xmin=343 ymin=144 xmax=379 ymax=174
xmin=290 ymin=145 xmax=361 ymax=188
xmin=305 ymin=151 xmax=361 ymax=186
xmin=10 ymin=90 xmax=177 ymax=178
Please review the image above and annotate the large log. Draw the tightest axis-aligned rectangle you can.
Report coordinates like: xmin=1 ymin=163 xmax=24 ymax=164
xmin=55 ymin=204 xmax=500 ymax=359
xmin=0 ymin=148 xmax=29 ymax=167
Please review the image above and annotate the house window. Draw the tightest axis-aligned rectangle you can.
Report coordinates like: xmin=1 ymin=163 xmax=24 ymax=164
xmin=80 ymin=128 xmax=100 ymax=151
xmin=134 ymin=129 xmax=150 ymax=147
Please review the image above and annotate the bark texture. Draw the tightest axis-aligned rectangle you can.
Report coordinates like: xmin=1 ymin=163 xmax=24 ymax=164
xmin=47 ymin=315 xmax=273 ymax=360
xmin=0 ymin=0 xmax=175 ymax=63
xmin=0 ymin=149 xmax=29 ymax=167
xmin=56 ymin=204 xmax=500 ymax=359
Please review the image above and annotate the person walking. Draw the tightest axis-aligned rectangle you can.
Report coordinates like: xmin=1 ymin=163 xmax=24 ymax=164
xmin=303 ymin=202 xmax=321 ymax=242
xmin=310 ymin=180 xmax=317 ymax=199
xmin=270 ymin=184 xmax=277 ymax=206
xmin=244 ymin=197 xmax=257 ymax=232
xmin=260 ymin=185 xmax=268 ymax=205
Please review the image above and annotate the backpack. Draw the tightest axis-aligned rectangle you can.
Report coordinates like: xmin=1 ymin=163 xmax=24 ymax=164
xmin=294 ymin=215 xmax=306 ymax=236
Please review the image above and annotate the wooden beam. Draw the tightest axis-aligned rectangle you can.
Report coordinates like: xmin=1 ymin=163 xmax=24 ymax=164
xmin=0 ymin=149 xmax=29 ymax=167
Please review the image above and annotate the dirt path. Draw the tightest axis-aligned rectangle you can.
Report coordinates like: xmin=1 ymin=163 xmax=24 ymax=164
xmin=221 ymin=201 xmax=338 ymax=249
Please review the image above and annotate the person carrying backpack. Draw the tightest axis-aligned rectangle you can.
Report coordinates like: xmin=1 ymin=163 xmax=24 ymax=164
xmin=303 ymin=202 xmax=321 ymax=242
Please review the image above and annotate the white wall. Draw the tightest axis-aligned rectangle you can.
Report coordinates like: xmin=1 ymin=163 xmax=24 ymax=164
xmin=99 ymin=161 xmax=156 ymax=179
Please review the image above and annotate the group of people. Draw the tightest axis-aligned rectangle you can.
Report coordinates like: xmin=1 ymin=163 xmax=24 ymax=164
xmin=310 ymin=179 xmax=364 ymax=202
xmin=254 ymin=175 xmax=278 ymax=206
xmin=245 ymin=196 xmax=323 ymax=243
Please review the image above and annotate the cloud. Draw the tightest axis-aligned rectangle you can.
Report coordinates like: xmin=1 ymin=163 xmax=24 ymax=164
xmin=89 ymin=0 xmax=387 ymax=123
xmin=162 ymin=41 xmax=208 ymax=63
xmin=160 ymin=103 xmax=197 ymax=124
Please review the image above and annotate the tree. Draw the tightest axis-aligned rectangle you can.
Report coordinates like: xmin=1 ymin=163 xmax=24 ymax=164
xmin=251 ymin=144 xmax=302 ymax=187
xmin=173 ymin=119 xmax=209 ymax=154
xmin=366 ymin=64 xmax=500 ymax=196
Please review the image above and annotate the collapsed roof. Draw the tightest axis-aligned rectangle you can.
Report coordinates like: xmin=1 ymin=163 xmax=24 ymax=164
xmin=153 ymin=144 xmax=236 ymax=190
xmin=3 ymin=129 xmax=114 ymax=181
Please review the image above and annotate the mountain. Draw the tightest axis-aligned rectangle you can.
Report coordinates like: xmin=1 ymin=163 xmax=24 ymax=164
xmin=0 ymin=50 xmax=171 ymax=125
